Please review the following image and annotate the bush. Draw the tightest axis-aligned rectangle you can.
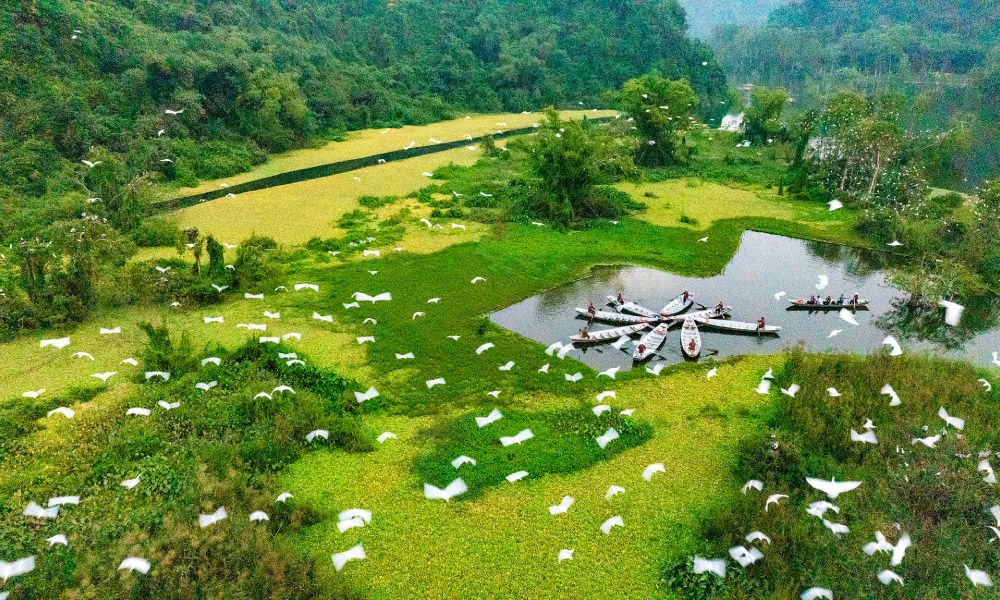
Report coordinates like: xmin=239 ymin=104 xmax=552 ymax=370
xmin=132 ymin=218 xmax=181 ymax=247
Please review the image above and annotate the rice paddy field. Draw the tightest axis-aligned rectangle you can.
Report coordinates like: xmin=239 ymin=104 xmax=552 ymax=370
xmin=6 ymin=113 xmax=979 ymax=599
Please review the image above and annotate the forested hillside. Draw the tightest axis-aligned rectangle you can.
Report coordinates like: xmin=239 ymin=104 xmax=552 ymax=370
xmin=0 ymin=0 xmax=725 ymax=238
xmin=679 ymin=0 xmax=788 ymax=38
xmin=709 ymin=0 xmax=1000 ymax=186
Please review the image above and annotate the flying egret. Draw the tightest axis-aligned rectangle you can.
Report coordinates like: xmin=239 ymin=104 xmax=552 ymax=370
xmin=765 ymin=494 xmax=788 ymax=511
xmin=938 ymin=406 xmax=965 ymax=430
xmin=939 ymin=299 xmax=964 ymax=326
xmin=643 ymin=463 xmax=665 ymax=481
xmin=332 ymin=545 xmax=366 ymax=571
xmin=882 ymin=336 xmax=902 ymax=356
xmin=600 ymin=516 xmax=624 ymax=534
xmin=806 ymin=477 xmax=862 ymax=498
xmin=693 ymin=557 xmax=726 ymax=578
xmin=424 ymin=479 xmax=467 ymax=501
xmin=965 ymin=564 xmax=993 ymax=587
xmin=500 ymin=429 xmax=533 ymax=446
xmin=548 ymin=496 xmax=574 ymax=515
xmin=118 ymin=557 xmax=151 ymax=574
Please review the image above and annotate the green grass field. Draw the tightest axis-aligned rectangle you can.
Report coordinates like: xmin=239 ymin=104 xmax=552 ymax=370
xmin=4 ymin=113 xmax=955 ymax=598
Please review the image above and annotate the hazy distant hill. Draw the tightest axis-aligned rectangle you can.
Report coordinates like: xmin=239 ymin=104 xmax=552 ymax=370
xmin=679 ymin=0 xmax=789 ymax=38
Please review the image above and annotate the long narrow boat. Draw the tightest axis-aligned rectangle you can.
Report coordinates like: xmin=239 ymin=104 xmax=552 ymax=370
xmin=574 ymin=308 xmax=658 ymax=324
xmin=570 ymin=322 xmax=649 ymax=344
xmin=695 ymin=317 xmax=782 ymax=334
xmin=606 ymin=296 xmax=658 ymax=318
xmin=787 ymin=299 xmax=870 ymax=311
xmin=665 ymin=305 xmax=731 ymax=321
xmin=680 ymin=319 xmax=701 ymax=358
xmin=632 ymin=323 xmax=670 ymax=360
xmin=659 ymin=292 xmax=694 ymax=316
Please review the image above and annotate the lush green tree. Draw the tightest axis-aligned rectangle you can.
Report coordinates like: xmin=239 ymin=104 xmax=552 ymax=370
xmin=618 ymin=74 xmax=698 ymax=165
xmin=206 ymin=235 xmax=225 ymax=276
xmin=514 ymin=109 xmax=637 ymax=226
xmin=743 ymin=85 xmax=788 ymax=144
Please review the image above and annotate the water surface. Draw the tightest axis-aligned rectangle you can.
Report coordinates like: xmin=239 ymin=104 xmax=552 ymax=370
xmin=490 ymin=232 xmax=1000 ymax=372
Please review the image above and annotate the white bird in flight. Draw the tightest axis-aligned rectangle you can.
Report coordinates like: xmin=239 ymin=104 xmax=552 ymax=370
xmin=882 ymin=336 xmax=902 ymax=356
xmin=938 ymin=406 xmax=965 ymax=430
xmin=549 ymin=496 xmax=574 ymax=515
xmin=965 ymin=564 xmax=993 ymax=587
xmin=598 ymin=367 xmax=620 ymax=379
xmin=839 ymin=308 xmax=859 ymax=325
xmin=643 ymin=463 xmax=665 ymax=481
xmin=806 ymin=476 xmax=862 ymax=498
xmin=306 ymin=430 xmax=329 ymax=443
xmin=816 ymin=275 xmax=829 ymax=290
xmin=424 ymin=478 xmax=467 ymax=501
xmin=765 ymin=494 xmax=788 ymax=511
xmin=476 ymin=409 xmax=503 ymax=427
xmin=118 ymin=557 xmax=151 ymax=574
xmin=600 ymin=516 xmax=624 ymax=534
xmin=332 ymin=544 xmax=366 ymax=571
xmin=500 ymin=429 xmax=534 ymax=447
xmin=939 ymin=299 xmax=964 ymax=326
xmin=881 ymin=384 xmax=901 ymax=406
xmin=199 ymin=507 xmax=227 ymax=528
xmin=693 ymin=557 xmax=726 ymax=578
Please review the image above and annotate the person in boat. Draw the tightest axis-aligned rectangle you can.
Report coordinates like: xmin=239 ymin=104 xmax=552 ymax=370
xmin=838 ymin=293 xmax=845 ymax=305
xmin=587 ymin=302 xmax=596 ymax=317
xmin=823 ymin=296 xmax=832 ymax=306
xmin=637 ymin=343 xmax=647 ymax=355
xmin=715 ymin=301 xmax=725 ymax=315
xmin=579 ymin=327 xmax=590 ymax=340
xmin=852 ymin=293 xmax=860 ymax=307
xmin=682 ymin=290 xmax=690 ymax=302
xmin=688 ymin=339 xmax=697 ymax=354
xmin=617 ymin=292 xmax=624 ymax=304
xmin=808 ymin=295 xmax=817 ymax=305
xmin=757 ymin=317 xmax=766 ymax=334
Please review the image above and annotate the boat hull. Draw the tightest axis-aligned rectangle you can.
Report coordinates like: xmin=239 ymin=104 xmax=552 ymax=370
xmin=680 ymin=319 xmax=701 ymax=358
xmin=632 ymin=324 xmax=670 ymax=360
xmin=787 ymin=299 xmax=870 ymax=311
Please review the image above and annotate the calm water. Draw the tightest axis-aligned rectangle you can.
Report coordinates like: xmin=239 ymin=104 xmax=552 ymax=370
xmin=490 ymin=232 xmax=1000 ymax=372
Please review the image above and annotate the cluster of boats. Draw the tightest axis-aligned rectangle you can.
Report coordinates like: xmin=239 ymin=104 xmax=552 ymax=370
xmin=571 ymin=292 xmax=781 ymax=360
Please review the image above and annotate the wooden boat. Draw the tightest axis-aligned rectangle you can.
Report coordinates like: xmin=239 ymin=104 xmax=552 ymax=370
xmin=695 ymin=317 xmax=782 ymax=334
xmin=606 ymin=296 xmax=658 ymax=318
xmin=632 ymin=323 xmax=670 ymax=360
xmin=787 ymin=299 xmax=870 ymax=311
xmin=575 ymin=308 xmax=657 ymax=324
xmin=665 ymin=305 xmax=731 ymax=321
xmin=659 ymin=292 xmax=693 ymax=316
xmin=570 ymin=322 xmax=649 ymax=343
xmin=680 ymin=318 xmax=701 ymax=358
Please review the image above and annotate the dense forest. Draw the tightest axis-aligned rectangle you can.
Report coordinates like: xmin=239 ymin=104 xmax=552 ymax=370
xmin=678 ymin=0 xmax=788 ymax=39
xmin=0 ymin=0 xmax=725 ymax=240
xmin=708 ymin=0 xmax=1000 ymax=187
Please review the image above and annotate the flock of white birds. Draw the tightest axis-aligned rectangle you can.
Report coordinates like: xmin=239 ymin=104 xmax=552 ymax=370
xmin=6 ymin=57 xmax=987 ymax=594
xmin=5 ymin=240 xmax=988 ymax=596
xmin=690 ymin=295 xmax=1000 ymax=597
xmin=5 ymin=249 xmax=682 ymax=591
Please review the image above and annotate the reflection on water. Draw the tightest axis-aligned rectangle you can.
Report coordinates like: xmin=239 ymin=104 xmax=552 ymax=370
xmin=490 ymin=232 xmax=1000 ymax=372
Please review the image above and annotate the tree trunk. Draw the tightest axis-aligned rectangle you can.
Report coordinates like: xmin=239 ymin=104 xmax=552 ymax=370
xmin=865 ymin=149 xmax=882 ymax=203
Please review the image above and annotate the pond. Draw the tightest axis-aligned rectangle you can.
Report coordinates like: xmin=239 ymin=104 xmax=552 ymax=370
xmin=490 ymin=232 xmax=1000 ymax=372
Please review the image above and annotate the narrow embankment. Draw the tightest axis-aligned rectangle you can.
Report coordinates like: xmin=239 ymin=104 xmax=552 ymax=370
xmin=156 ymin=117 xmax=613 ymax=213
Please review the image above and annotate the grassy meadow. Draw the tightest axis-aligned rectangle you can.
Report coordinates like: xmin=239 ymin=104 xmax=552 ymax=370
xmin=169 ymin=111 xmax=615 ymax=199
xmin=4 ymin=114 xmax=992 ymax=599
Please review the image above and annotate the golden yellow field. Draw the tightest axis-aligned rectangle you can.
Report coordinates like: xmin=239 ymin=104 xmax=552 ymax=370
xmin=172 ymin=110 xmax=616 ymax=199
